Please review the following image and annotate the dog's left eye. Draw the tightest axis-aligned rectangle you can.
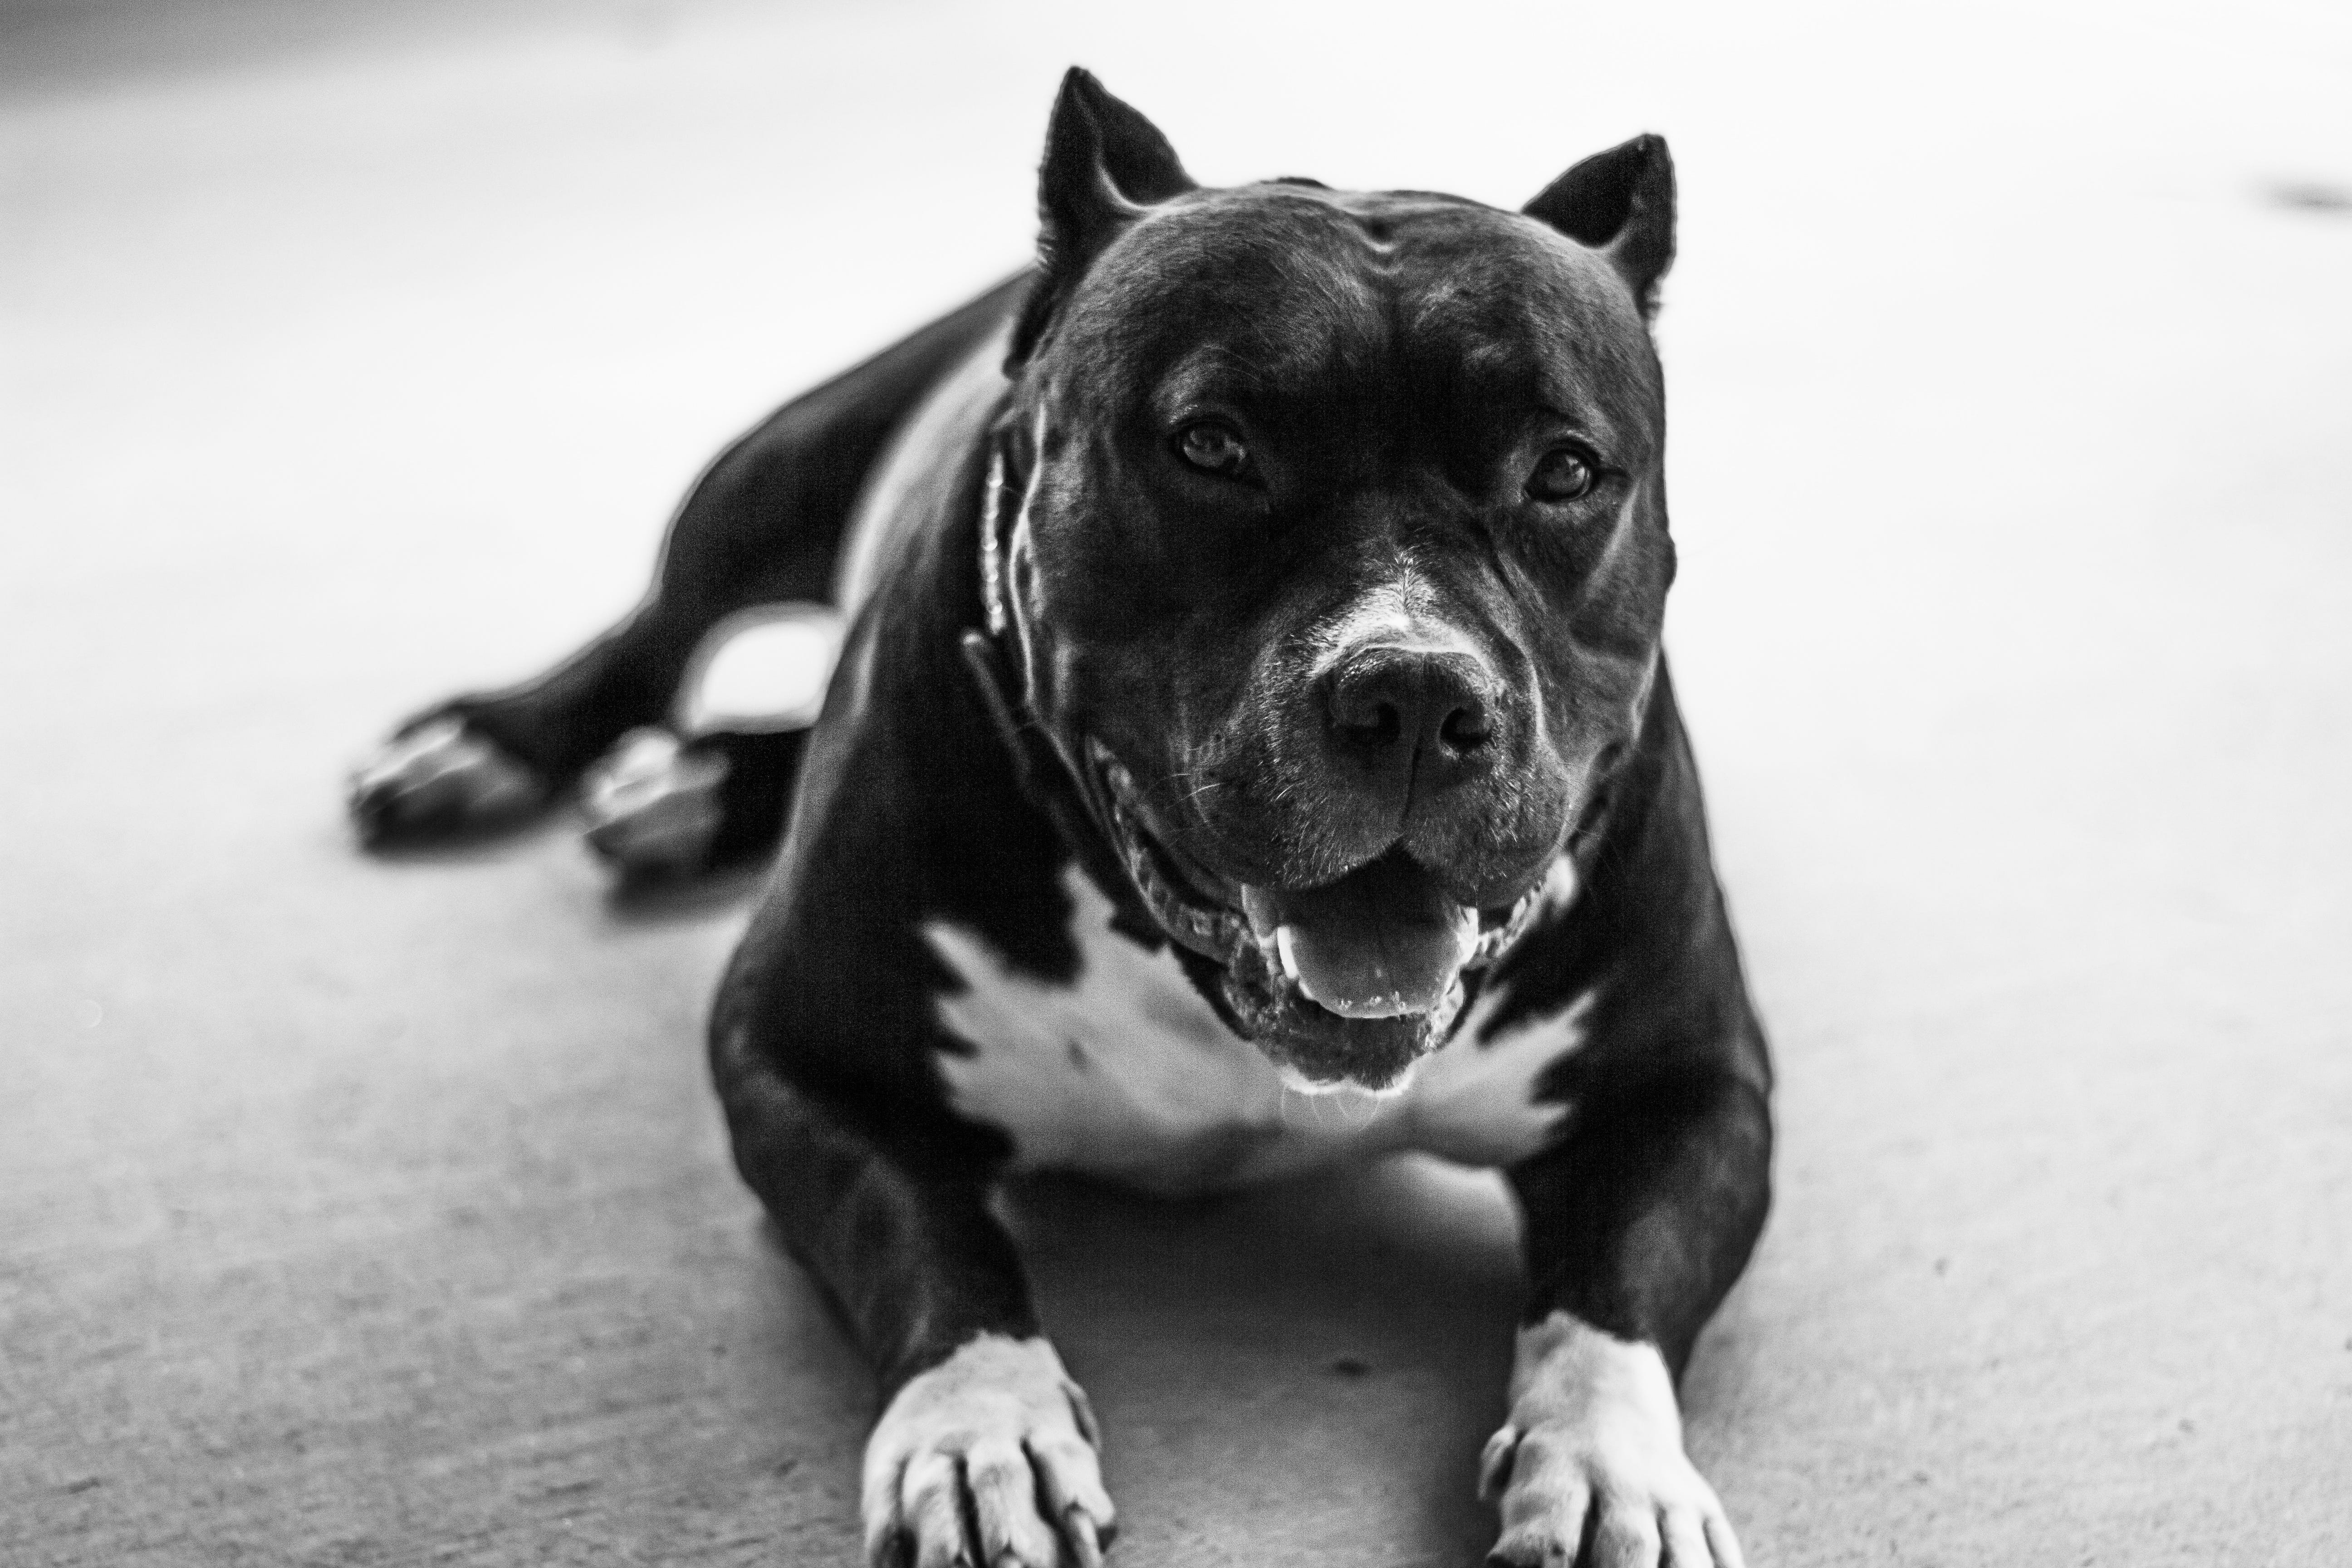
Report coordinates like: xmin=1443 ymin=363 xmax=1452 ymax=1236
xmin=1527 ymin=448 xmax=1597 ymax=502
xmin=1176 ymin=421 xmax=1250 ymax=479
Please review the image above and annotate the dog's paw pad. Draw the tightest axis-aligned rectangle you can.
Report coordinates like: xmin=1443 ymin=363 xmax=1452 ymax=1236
xmin=579 ymin=727 xmax=728 ymax=881
xmin=348 ymin=716 xmax=545 ymax=844
xmin=1482 ymin=1316 xmax=1744 ymax=1568
xmin=862 ymin=1335 xmax=1115 ymax=1568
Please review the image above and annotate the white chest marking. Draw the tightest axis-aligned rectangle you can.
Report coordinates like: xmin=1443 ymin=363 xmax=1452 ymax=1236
xmin=923 ymin=862 xmax=1589 ymax=1195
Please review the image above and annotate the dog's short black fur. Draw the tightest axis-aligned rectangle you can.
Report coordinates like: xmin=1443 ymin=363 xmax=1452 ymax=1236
xmin=353 ymin=70 xmax=1771 ymax=1568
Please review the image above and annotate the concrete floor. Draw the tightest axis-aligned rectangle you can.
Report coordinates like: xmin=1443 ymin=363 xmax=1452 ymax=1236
xmin=4 ymin=2 xmax=2349 ymax=1563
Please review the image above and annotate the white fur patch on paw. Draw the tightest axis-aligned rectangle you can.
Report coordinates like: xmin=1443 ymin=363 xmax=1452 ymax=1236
xmin=1479 ymin=1313 xmax=1744 ymax=1568
xmin=862 ymin=1334 xmax=1114 ymax=1568
xmin=348 ymin=716 xmax=543 ymax=840
xmin=579 ymin=727 xmax=726 ymax=878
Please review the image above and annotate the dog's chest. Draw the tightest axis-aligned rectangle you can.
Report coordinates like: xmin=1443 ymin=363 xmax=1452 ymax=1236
xmin=921 ymin=867 xmax=1583 ymax=1196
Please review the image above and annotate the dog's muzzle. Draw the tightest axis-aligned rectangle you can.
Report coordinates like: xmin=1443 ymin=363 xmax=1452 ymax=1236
xmin=1088 ymin=740 xmax=1548 ymax=1091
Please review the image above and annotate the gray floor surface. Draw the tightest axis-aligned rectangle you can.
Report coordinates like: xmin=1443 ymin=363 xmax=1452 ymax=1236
xmin=4 ymin=2 xmax=2348 ymax=1563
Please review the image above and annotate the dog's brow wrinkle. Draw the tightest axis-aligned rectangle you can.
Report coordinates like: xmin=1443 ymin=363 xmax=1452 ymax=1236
xmin=1163 ymin=345 xmax=1269 ymax=403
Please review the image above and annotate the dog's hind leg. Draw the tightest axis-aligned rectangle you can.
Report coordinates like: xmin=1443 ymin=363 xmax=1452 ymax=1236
xmin=348 ymin=273 xmax=1029 ymax=848
xmin=571 ymin=723 xmax=807 ymax=883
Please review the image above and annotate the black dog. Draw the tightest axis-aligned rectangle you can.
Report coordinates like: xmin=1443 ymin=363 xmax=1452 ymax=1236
xmin=352 ymin=69 xmax=1771 ymax=1568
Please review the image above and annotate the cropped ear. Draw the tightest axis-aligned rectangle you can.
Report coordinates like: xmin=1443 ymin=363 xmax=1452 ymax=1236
xmin=1523 ymin=134 xmax=1676 ymax=318
xmin=1009 ymin=68 xmax=1196 ymax=366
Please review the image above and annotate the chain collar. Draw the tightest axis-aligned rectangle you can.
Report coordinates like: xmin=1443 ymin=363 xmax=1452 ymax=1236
xmin=960 ymin=431 xmax=1166 ymax=945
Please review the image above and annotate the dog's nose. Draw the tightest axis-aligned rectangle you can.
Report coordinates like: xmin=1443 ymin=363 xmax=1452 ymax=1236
xmin=1323 ymin=646 xmax=1498 ymax=790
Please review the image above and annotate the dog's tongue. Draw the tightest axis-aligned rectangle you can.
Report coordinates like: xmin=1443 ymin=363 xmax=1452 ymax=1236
xmin=1241 ymin=852 xmax=1477 ymax=1019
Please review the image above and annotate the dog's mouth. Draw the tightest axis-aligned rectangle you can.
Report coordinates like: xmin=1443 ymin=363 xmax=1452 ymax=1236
xmin=1087 ymin=740 xmax=1547 ymax=1093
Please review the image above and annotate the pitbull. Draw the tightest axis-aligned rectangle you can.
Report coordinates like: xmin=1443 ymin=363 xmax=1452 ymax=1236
xmin=350 ymin=69 xmax=1771 ymax=1568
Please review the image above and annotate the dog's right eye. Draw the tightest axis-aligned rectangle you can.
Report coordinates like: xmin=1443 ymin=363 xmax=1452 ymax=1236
xmin=1175 ymin=421 xmax=1250 ymax=479
xmin=1527 ymin=447 xmax=1598 ymax=503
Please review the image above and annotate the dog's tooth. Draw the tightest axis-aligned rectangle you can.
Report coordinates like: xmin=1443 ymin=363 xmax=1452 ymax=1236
xmin=1466 ymin=877 xmax=1551 ymax=968
xmin=1433 ymin=977 xmax=1466 ymax=1034
xmin=1275 ymin=925 xmax=1301 ymax=981
xmin=1239 ymin=886 xmax=1282 ymax=939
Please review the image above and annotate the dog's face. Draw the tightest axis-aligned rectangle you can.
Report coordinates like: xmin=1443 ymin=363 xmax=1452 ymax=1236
xmin=999 ymin=73 xmax=1677 ymax=1092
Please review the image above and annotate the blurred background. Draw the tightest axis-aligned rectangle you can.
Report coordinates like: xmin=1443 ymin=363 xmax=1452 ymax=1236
xmin=4 ymin=1 xmax=2348 ymax=1563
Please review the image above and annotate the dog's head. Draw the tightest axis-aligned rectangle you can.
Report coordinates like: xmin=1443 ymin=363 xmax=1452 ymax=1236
xmin=992 ymin=69 xmax=1676 ymax=1093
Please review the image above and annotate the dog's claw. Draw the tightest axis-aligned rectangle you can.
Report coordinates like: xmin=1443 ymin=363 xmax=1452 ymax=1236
xmin=1478 ymin=1423 xmax=1522 ymax=1503
xmin=1062 ymin=1506 xmax=1107 ymax=1568
xmin=578 ymin=727 xmax=728 ymax=881
xmin=348 ymin=716 xmax=545 ymax=844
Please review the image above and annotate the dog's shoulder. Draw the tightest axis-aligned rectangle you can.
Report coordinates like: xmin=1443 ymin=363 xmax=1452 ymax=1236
xmin=833 ymin=318 xmax=1016 ymax=619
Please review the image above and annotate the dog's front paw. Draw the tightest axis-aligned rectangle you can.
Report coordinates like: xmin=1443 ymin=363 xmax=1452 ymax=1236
xmin=862 ymin=1334 xmax=1115 ymax=1568
xmin=1478 ymin=1314 xmax=1744 ymax=1568
xmin=578 ymin=727 xmax=727 ymax=881
xmin=348 ymin=716 xmax=546 ymax=844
